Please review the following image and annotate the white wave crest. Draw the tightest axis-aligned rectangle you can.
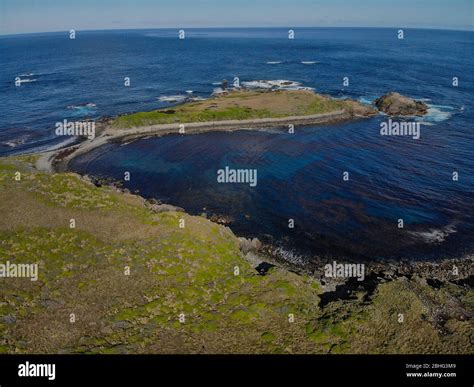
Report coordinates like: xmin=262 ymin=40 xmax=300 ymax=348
xmin=409 ymin=224 xmax=457 ymax=243
xmin=158 ymin=95 xmax=189 ymax=103
xmin=67 ymin=102 xmax=97 ymax=110
xmin=273 ymin=247 xmax=308 ymax=266
xmin=16 ymin=78 xmax=37 ymax=84
xmin=2 ymin=135 xmax=30 ymax=148
xmin=414 ymin=104 xmax=453 ymax=124
xmin=241 ymin=79 xmax=313 ymax=91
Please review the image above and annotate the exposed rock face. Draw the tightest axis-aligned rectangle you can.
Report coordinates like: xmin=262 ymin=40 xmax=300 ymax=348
xmin=375 ymin=92 xmax=428 ymax=116
xmin=149 ymin=203 xmax=185 ymax=213
xmin=209 ymin=213 xmax=233 ymax=225
xmin=238 ymin=237 xmax=262 ymax=254
xmin=145 ymin=198 xmax=184 ymax=213
xmin=343 ymin=99 xmax=378 ymax=117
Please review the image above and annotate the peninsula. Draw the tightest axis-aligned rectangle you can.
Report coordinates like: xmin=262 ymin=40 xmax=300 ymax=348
xmin=37 ymin=89 xmax=377 ymax=172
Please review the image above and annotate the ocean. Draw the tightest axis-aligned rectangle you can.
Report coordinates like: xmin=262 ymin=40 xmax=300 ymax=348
xmin=1 ymin=28 xmax=473 ymax=263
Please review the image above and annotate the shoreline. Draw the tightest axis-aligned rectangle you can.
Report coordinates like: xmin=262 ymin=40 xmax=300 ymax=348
xmin=67 ymin=165 xmax=474 ymax=292
xmin=30 ymin=88 xmax=471 ymax=279
xmin=34 ymin=88 xmax=431 ymax=173
xmin=36 ymin=108 xmax=359 ymax=173
xmin=30 ymin=92 xmax=472 ymax=274
xmin=1 ymin=155 xmax=472 ymax=354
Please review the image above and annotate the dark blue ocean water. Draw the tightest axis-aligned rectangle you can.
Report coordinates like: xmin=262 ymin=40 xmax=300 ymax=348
xmin=1 ymin=28 xmax=473 ymax=262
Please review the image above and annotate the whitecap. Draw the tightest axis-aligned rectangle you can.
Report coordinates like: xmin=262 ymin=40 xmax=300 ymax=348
xmin=273 ymin=246 xmax=308 ymax=266
xmin=2 ymin=135 xmax=29 ymax=148
xmin=409 ymin=224 xmax=457 ymax=244
xmin=241 ymin=79 xmax=312 ymax=91
xmin=416 ymin=104 xmax=453 ymax=123
xmin=158 ymin=95 xmax=188 ymax=103
xmin=67 ymin=102 xmax=97 ymax=109
xmin=301 ymin=61 xmax=319 ymax=65
xmin=6 ymin=135 xmax=79 ymax=155
xmin=242 ymin=80 xmax=274 ymax=89
xmin=16 ymin=78 xmax=37 ymax=84
xmin=358 ymin=96 xmax=378 ymax=105
xmin=266 ymin=61 xmax=282 ymax=64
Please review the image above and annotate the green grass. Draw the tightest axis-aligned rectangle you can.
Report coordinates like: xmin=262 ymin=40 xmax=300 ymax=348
xmin=0 ymin=157 xmax=471 ymax=354
xmin=111 ymin=90 xmax=350 ymax=129
xmin=113 ymin=106 xmax=277 ymax=128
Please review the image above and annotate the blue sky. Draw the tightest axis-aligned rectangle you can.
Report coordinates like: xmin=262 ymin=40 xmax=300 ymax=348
xmin=0 ymin=0 xmax=472 ymax=35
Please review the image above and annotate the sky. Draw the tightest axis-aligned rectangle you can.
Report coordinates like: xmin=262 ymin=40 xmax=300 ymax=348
xmin=0 ymin=0 xmax=473 ymax=35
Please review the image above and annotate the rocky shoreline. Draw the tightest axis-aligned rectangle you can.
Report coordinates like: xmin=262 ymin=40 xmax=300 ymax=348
xmin=34 ymin=88 xmax=472 ymax=316
xmin=1 ymin=152 xmax=472 ymax=354
xmin=40 ymin=89 xmax=470 ymax=304
xmin=79 ymin=173 xmax=472 ymax=316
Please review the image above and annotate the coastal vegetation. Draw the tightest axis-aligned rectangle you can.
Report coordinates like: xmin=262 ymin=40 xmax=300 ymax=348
xmin=0 ymin=156 xmax=471 ymax=354
xmin=112 ymin=90 xmax=374 ymax=129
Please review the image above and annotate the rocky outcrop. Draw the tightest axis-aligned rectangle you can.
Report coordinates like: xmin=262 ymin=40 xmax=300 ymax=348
xmin=145 ymin=199 xmax=184 ymax=213
xmin=374 ymin=92 xmax=428 ymax=116
xmin=238 ymin=237 xmax=262 ymax=254
xmin=209 ymin=213 xmax=233 ymax=225
xmin=343 ymin=99 xmax=378 ymax=117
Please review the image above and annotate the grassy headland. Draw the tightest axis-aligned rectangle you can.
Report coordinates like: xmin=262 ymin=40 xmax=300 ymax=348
xmin=0 ymin=156 xmax=472 ymax=354
xmin=112 ymin=89 xmax=374 ymax=129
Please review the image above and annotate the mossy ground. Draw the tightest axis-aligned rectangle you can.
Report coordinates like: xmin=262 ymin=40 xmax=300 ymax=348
xmin=0 ymin=156 xmax=471 ymax=354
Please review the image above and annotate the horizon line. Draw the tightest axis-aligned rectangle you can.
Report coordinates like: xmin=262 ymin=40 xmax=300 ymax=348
xmin=1 ymin=25 xmax=473 ymax=38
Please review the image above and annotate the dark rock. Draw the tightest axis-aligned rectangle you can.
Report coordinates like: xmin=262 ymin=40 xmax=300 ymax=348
xmin=209 ymin=213 xmax=233 ymax=225
xmin=255 ymin=262 xmax=275 ymax=276
xmin=375 ymin=92 xmax=428 ymax=116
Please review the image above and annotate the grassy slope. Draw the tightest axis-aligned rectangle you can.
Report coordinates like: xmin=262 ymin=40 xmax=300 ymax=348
xmin=112 ymin=90 xmax=352 ymax=129
xmin=0 ymin=156 xmax=471 ymax=354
